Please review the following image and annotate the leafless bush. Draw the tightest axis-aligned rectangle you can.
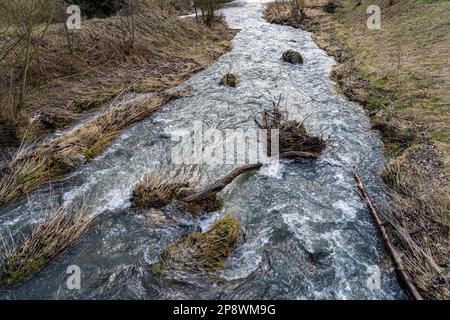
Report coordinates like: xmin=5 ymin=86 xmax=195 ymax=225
xmin=0 ymin=0 xmax=62 ymax=116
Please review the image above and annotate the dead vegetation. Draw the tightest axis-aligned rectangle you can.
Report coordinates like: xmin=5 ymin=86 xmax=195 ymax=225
xmin=255 ymin=97 xmax=326 ymax=156
xmin=0 ymin=1 xmax=236 ymax=146
xmin=381 ymin=157 xmax=450 ymax=300
xmin=131 ymin=165 xmax=226 ymax=214
xmin=263 ymin=0 xmax=306 ymax=28
xmin=0 ymin=89 xmax=189 ymax=209
xmin=151 ymin=215 xmax=239 ymax=274
xmin=264 ymin=0 xmax=449 ymax=299
xmin=353 ymin=169 xmax=423 ymax=299
xmin=132 ymin=165 xmax=194 ymax=209
xmin=0 ymin=204 xmax=94 ymax=287
xmin=184 ymin=194 xmax=224 ymax=215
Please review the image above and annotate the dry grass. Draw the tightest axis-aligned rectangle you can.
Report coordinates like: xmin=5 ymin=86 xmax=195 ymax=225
xmin=256 ymin=98 xmax=326 ymax=155
xmin=0 ymin=89 xmax=189 ymax=209
xmin=132 ymin=165 xmax=225 ymax=214
xmin=152 ymin=215 xmax=240 ymax=274
xmin=330 ymin=0 xmax=450 ymax=164
xmin=0 ymin=5 xmax=236 ymax=144
xmin=264 ymin=0 xmax=450 ymax=299
xmin=131 ymin=165 xmax=194 ymax=209
xmin=263 ymin=0 xmax=303 ymax=26
xmin=0 ymin=204 xmax=94 ymax=287
xmin=381 ymin=157 xmax=450 ymax=300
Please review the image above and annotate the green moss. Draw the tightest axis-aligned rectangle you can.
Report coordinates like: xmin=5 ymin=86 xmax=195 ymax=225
xmin=84 ymin=148 xmax=95 ymax=159
xmin=156 ymin=215 xmax=240 ymax=274
xmin=149 ymin=262 xmax=165 ymax=276
xmin=374 ymin=75 xmax=389 ymax=89
xmin=0 ymin=255 xmax=46 ymax=287
xmin=365 ymin=92 xmax=389 ymax=112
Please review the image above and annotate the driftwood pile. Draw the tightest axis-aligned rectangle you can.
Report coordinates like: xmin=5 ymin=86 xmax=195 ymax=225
xmin=255 ymin=97 xmax=326 ymax=156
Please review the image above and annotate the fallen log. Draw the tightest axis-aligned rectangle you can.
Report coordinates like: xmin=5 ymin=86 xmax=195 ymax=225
xmin=183 ymin=163 xmax=262 ymax=202
xmin=183 ymin=152 xmax=319 ymax=203
xmin=352 ymin=170 xmax=423 ymax=300
xmin=278 ymin=151 xmax=318 ymax=160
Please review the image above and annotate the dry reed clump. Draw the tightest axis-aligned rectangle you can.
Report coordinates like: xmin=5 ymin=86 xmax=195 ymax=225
xmin=0 ymin=205 xmax=94 ymax=287
xmin=381 ymin=157 xmax=450 ymax=300
xmin=0 ymin=89 xmax=189 ymax=209
xmin=131 ymin=166 xmax=193 ymax=209
xmin=132 ymin=165 xmax=225 ymax=214
xmin=152 ymin=215 xmax=240 ymax=274
xmin=255 ymin=98 xmax=326 ymax=155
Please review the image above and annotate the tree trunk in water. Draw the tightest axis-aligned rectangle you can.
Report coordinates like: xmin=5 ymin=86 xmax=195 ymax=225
xmin=184 ymin=152 xmax=319 ymax=202
xmin=352 ymin=170 xmax=423 ymax=300
xmin=183 ymin=164 xmax=263 ymax=202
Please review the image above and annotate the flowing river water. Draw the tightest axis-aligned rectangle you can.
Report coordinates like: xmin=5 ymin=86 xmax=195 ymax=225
xmin=0 ymin=0 xmax=405 ymax=299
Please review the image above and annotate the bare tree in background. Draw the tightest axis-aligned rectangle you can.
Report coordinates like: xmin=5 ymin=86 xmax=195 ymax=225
xmin=0 ymin=0 xmax=60 ymax=116
xmin=119 ymin=0 xmax=137 ymax=49
xmin=194 ymin=0 xmax=222 ymax=26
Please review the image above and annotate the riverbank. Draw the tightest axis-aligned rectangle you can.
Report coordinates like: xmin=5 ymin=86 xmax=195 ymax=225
xmin=0 ymin=7 xmax=237 ymax=209
xmin=0 ymin=7 xmax=236 ymax=148
xmin=0 ymin=0 xmax=405 ymax=299
xmin=264 ymin=0 xmax=449 ymax=299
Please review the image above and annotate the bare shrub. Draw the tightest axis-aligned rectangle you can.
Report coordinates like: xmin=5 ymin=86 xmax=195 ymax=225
xmin=255 ymin=96 xmax=326 ymax=155
xmin=0 ymin=0 xmax=62 ymax=116
xmin=194 ymin=0 xmax=222 ymax=26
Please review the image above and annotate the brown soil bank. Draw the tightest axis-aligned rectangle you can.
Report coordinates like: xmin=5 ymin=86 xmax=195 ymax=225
xmin=0 ymin=6 xmax=237 ymax=147
xmin=264 ymin=0 xmax=449 ymax=300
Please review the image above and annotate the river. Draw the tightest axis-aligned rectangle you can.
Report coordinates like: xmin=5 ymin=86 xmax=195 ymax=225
xmin=0 ymin=0 xmax=405 ymax=299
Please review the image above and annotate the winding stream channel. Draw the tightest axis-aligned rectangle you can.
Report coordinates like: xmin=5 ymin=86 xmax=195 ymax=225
xmin=0 ymin=0 xmax=405 ymax=299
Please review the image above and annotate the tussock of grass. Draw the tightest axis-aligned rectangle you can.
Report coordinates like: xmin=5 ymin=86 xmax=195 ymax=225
xmin=153 ymin=215 xmax=240 ymax=274
xmin=0 ymin=205 xmax=93 ymax=287
xmin=0 ymin=89 xmax=189 ymax=209
xmin=381 ymin=157 xmax=450 ymax=300
xmin=131 ymin=166 xmax=193 ymax=209
xmin=132 ymin=165 xmax=225 ymax=214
